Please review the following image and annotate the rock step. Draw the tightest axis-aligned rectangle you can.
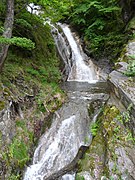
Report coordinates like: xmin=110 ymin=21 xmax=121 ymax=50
xmin=61 ymin=81 xmax=110 ymax=94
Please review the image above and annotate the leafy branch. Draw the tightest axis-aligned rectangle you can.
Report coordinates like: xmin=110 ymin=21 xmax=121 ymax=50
xmin=0 ymin=36 xmax=35 ymax=50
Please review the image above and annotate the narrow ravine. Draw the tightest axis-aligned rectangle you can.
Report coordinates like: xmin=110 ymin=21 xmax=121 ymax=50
xmin=23 ymin=24 xmax=109 ymax=180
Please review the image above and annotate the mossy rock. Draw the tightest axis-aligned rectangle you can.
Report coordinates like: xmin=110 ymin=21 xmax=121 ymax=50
xmin=78 ymin=129 xmax=106 ymax=178
xmin=126 ymin=17 xmax=135 ymax=31
xmin=0 ymin=100 xmax=5 ymax=111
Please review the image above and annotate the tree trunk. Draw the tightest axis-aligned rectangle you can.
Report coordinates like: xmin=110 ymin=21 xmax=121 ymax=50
xmin=120 ymin=0 xmax=135 ymax=23
xmin=0 ymin=0 xmax=14 ymax=72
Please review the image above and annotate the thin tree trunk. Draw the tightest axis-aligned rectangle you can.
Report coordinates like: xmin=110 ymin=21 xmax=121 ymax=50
xmin=0 ymin=0 xmax=14 ymax=72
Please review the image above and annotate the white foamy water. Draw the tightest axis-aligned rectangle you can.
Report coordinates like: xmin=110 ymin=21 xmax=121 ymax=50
xmin=23 ymin=115 xmax=86 ymax=180
xmin=60 ymin=24 xmax=98 ymax=83
xmin=23 ymin=23 xmax=101 ymax=180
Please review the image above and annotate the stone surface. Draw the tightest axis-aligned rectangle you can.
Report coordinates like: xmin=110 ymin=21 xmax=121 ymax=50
xmin=61 ymin=173 xmax=75 ymax=180
xmin=108 ymin=144 xmax=135 ymax=180
xmin=0 ymin=102 xmax=15 ymax=144
xmin=116 ymin=62 xmax=128 ymax=73
xmin=78 ymin=171 xmax=94 ymax=180
xmin=77 ymin=104 xmax=135 ymax=180
xmin=126 ymin=41 xmax=135 ymax=56
xmin=23 ymin=81 xmax=109 ymax=180
xmin=109 ymin=69 xmax=135 ymax=119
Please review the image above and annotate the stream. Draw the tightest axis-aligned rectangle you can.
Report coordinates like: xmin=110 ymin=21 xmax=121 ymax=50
xmin=23 ymin=24 xmax=109 ymax=180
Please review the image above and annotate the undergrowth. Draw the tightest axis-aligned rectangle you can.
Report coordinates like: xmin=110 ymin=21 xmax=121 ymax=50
xmin=124 ymin=58 xmax=135 ymax=77
xmin=69 ymin=0 xmax=132 ymax=61
xmin=77 ymin=104 xmax=134 ymax=179
xmin=0 ymin=14 xmax=65 ymax=179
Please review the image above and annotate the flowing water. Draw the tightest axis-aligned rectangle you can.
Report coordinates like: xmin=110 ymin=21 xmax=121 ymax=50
xmin=23 ymin=24 xmax=109 ymax=180
xmin=60 ymin=24 xmax=97 ymax=83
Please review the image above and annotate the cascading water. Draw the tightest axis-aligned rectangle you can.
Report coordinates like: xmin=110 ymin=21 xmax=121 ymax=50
xmin=59 ymin=24 xmax=97 ymax=83
xmin=23 ymin=24 xmax=108 ymax=180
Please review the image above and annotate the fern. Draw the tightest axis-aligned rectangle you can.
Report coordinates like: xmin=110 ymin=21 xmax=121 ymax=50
xmin=88 ymin=19 xmax=105 ymax=30
xmin=99 ymin=6 xmax=121 ymax=13
xmin=70 ymin=0 xmax=126 ymax=59
xmin=88 ymin=1 xmax=103 ymax=9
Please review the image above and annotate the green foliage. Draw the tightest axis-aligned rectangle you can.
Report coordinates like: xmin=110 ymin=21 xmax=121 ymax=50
xmin=8 ymin=139 xmax=30 ymax=168
xmin=76 ymin=174 xmax=85 ymax=180
xmin=0 ymin=1 xmax=66 ymax=179
xmin=0 ymin=36 xmax=35 ymax=50
xmin=69 ymin=0 xmax=129 ymax=60
xmin=0 ymin=1 xmax=5 ymax=15
xmin=2 ymin=119 xmax=34 ymax=169
xmin=15 ymin=18 xmax=32 ymax=29
xmin=116 ymin=104 xmax=133 ymax=124
xmin=26 ymin=65 xmax=61 ymax=83
xmin=8 ymin=174 xmax=20 ymax=180
xmin=0 ymin=100 xmax=5 ymax=111
xmin=124 ymin=59 xmax=135 ymax=76
xmin=90 ymin=121 xmax=99 ymax=136
xmin=0 ymin=26 xmax=4 ymax=34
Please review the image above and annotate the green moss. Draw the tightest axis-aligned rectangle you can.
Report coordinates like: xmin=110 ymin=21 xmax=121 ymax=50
xmin=0 ymin=101 xmax=5 ymax=111
xmin=77 ymin=105 xmax=134 ymax=178
xmin=78 ymin=130 xmax=106 ymax=177
xmin=126 ymin=17 xmax=135 ymax=31
xmin=76 ymin=174 xmax=85 ymax=180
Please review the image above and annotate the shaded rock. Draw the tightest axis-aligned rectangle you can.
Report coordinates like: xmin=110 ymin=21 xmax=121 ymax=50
xmin=62 ymin=81 xmax=110 ymax=94
xmin=116 ymin=62 xmax=128 ymax=73
xmin=109 ymin=70 xmax=135 ymax=120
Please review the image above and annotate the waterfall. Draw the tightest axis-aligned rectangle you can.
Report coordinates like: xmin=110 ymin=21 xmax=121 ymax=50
xmin=23 ymin=24 xmax=108 ymax=180
xmin=60 ymin=24 xmax=97 ymax=83
xmin=51 ymin=23 xmax=98 ymax=82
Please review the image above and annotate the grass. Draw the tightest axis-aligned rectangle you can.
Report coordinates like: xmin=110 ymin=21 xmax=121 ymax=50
xmin=0 ymin=19 xmax=65 ymax=179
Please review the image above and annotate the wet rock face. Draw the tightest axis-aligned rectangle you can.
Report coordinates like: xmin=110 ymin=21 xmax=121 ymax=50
xmin=52 ymin=23 xmax=99 ymax=82
xmin=24 ymin=81 xmax=109 ymax=180
xmin=23 ymin=23 xmax=109 ymax=180
xmin=0 ymin=102 xmax=17 ymax=144
xmin=77 ymin=105 xmax=135 ymax=180
xmin=109 ymin=66 xmax=135 ymax=133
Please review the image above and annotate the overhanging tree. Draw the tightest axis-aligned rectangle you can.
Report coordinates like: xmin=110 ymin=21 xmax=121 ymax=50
xmin=0 ymin=0 xmax=14 ymax=71
xmin=0 ymin=0 xmax=72 ymax=72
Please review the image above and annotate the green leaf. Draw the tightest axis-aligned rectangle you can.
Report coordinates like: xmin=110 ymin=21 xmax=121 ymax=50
xmin=0 ymin=36 xmax=35 ymax=50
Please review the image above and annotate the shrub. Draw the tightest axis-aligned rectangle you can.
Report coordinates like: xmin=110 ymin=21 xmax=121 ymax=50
xmin=124 ymin=59 xmax=135 ymax=76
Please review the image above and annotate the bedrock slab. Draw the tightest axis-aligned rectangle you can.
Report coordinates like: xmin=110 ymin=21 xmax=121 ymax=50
xmin=109 ymin=65 xmax=135 ymax=131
